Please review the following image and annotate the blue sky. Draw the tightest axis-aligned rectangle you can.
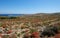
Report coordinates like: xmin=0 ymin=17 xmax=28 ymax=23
xmin=0 ymin=0 xmax=60 ymax=14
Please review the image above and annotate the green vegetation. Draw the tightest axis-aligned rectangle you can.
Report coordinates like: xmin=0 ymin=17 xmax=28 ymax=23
xmin=0 ymin=16 xmax=18 ymax=19
xmin=0 ymin=23 xmax=2 ymax=27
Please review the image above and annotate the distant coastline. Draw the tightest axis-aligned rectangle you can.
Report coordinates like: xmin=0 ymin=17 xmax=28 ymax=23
xmin=0 ymin=14 xmax=24 ymax=17
xmin=0 ymin=13 xmax=60 ymax=17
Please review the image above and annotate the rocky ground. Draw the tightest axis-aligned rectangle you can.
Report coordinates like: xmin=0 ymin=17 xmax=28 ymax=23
xmin=0 ymin=13 xmax=60 ymax=38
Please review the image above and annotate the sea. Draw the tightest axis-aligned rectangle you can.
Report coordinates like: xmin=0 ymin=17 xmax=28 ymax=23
xmin=0 ymin=14 xmax=24 ymax=17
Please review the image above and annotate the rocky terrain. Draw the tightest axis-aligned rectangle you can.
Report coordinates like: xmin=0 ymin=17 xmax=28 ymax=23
xmin=0 ymin=13 xmax=60 ymax=38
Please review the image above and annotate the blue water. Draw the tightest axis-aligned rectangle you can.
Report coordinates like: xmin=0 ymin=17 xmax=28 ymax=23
xmin=0 ymin=14 xmax=24 ymax=17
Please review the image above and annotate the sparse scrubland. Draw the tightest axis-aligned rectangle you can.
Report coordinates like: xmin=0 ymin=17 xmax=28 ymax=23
xmin=0 ymin=13 xmax=60 ymax=38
